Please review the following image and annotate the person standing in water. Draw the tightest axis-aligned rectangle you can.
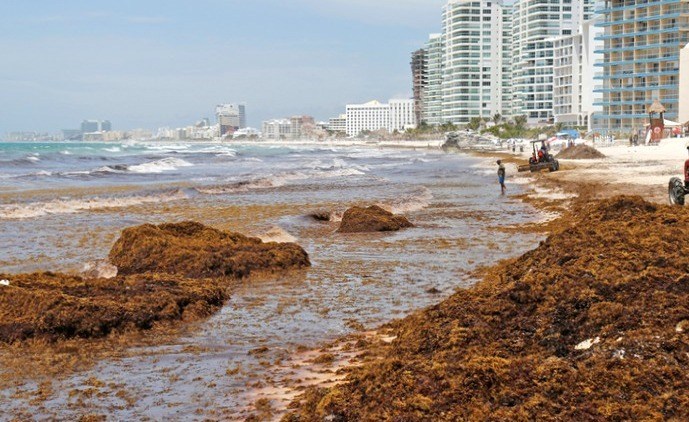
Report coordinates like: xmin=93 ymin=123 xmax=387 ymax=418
xmin=497 ymin=160 xmax=506 ymax=195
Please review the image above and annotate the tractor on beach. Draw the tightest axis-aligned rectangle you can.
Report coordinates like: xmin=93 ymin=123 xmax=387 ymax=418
xmin=518 ymin=139 xmax=560 ymax=173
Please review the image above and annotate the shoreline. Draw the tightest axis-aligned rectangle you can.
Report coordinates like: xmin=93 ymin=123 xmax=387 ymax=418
xmin=249 ymin=139 xmax=686 ymax=419
xmin=2 ymin=139 xmax=681 ymax=419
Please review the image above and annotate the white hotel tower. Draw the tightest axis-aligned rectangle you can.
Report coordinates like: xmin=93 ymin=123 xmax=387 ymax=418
xmin=512 ymin=0 xmax=594 ymax=124
xmin=441 ymin=0 xmax=513 ymax=125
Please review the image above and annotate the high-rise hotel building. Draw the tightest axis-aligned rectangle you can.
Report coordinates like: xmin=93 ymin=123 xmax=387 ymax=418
xmin=551 ymin=1 xmax=603 ymax=130
xmin=512 ymin=0 xmax=594 ymax=124
xmin=423 ymin=33 xmax=445 ymax=126
xmin=595 ymin=0 xmax=689 ymax=132
xmin=440 ymin=0 xmax=513 ymax=125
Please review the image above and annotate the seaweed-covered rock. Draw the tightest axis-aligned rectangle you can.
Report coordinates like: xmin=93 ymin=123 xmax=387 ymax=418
xmin=109 ymin=221 xmax=310 ymax=279
xmin=288 ymin=196 xmax=689 ymax=420
xmin=337 ymin=205 xmax=413 ymax=233
xmin=0 ymin=272 xmax=226 ymax=343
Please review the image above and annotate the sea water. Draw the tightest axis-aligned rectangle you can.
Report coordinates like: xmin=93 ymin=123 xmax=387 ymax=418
xmin=0 ymin=140 xmax=544 ymax=419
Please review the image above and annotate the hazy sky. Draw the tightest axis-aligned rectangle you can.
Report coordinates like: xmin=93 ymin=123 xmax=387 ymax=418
xmin=0 ymin=0 xmax=446 ymax=133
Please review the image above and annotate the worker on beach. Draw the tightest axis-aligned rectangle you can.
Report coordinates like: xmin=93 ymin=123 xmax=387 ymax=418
xmin=497 ymin=160 xmax=507 ymax=195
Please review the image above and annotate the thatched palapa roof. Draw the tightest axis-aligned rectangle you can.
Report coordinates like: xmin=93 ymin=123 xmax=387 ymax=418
xmin=647 ymin=99 xmax=666 ymax=114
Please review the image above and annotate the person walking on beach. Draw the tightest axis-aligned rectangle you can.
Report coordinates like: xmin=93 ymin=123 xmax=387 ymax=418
xmin=497 ymin=160 xmax=507 ymax=195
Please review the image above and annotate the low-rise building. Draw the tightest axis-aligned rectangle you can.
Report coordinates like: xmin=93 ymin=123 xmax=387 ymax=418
xmin=290 ymin=115 xmax=315 ymax=139
xmin=328 ymin=114 xmax=347 ymax=133
xmin=262 ymin=119 xmax=292 ymax=140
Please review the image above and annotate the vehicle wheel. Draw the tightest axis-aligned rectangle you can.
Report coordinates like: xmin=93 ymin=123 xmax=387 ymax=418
xmin=669 ymin=177 xmax=685 ymax=206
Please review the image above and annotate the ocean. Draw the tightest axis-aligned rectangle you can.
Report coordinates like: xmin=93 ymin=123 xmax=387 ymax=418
xmin=0 ymin=140 xmax=545 ymax=418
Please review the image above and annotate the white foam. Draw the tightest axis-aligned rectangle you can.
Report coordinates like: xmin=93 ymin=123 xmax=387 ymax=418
xmin=0 ymin=190 xmax=187 ymax=219
xmin=25 ymin=156 xmax=40 ymax=162
xmin=82 ymin=260 xmax=118 ymax=279
xmin=197 ymin=167 xmax=365 ymax=195
xmin=256 ymin=226 xmax=297 ymax=244
xmin=378 ymin=186 xmax=433 ymax=214
xmin=103 ymin=147 xmax=121 ymax=153
xmin=128 ymin=157 xmax=194 ymax=174
xmin=143 ymin=144 xmax=191 ymax=151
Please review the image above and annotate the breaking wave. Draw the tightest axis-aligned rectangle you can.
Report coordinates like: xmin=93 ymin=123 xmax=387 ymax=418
xmin=196 ymin=167 xmax=366 ymax=195
xmin=377 ymin=186 xmax=433 ymax=214
xmin=0 ymin=190 xmax=187 ymax=219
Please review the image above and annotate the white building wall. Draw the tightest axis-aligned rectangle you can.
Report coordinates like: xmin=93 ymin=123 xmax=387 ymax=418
xmin=346 ymin=101 xmax=390 ymax=136
xmin=680 ymin=43 xmax=689 ymax=125
xmin=441 ymin=0 xmax=512 ymax=125
xmin=345 ymin=100 xmax=416 ymax=136
xmin=328 ymin=115 xmax=347 ymax=133
xmin=389 ymin=99 xmax=417 ymax=132
xmin=262 ymin=119 xmax=292 ymax=140
xmin=512 ymin=0 xmax=593 ymax=124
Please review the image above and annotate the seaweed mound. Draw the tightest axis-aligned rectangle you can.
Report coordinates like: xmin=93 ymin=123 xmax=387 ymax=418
xmin=109 ymin=221 xmax=310 ymax=278
xmin=337 ymin=206 xmax=413 ymax=233
xmin=0 ymin=272 xmax=226 ymax=343
xmin=287 ymin=196 xmax=689 ymax=420
xmin=556 ymin=144 xmax=606 ymax=159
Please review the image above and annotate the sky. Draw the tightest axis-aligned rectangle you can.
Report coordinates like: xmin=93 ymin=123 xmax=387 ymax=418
xmin=0 ymin=0 xmax=446 ymax=133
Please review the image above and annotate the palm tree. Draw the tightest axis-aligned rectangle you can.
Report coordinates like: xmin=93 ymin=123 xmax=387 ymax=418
xmin=467 ymin=117 xmax=482 ymax=131
xmin=514 ymin=115 xmax=528 ymax=129
xmin=493 ymin=113 xmax=502 ymax=125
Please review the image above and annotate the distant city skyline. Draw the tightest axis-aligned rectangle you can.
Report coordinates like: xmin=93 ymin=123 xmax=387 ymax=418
xmin=0 ymin=0 xmax=446 ymax=134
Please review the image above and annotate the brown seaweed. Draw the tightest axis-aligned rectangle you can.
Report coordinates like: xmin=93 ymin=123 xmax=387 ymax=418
xmin=109 ymin=221 xmax=310 ymax=278
xmin=286 ymin=196 xmax=689 ymax=420
xmin=337 ymin=206 xmax=413 ymax=234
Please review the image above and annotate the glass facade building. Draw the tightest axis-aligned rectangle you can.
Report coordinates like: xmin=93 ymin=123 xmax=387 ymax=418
xmin=595 ymin=0 xmax=689 ymax=132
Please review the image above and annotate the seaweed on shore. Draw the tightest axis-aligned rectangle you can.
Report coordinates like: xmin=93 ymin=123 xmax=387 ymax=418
xmin=110 ymin=221 xmax=310 ymax=279
xmin=0 ymin=272 xmax=226 ymax=344
xmin=285 ymin=196 xmax=689 ymax=420
xmin=556 ymin=144 xmax=606 ymax=159
xmin=337 ymin=206 xmax=413 ymax=234
xmin=0 ymin=221 xmax=311 ymax=344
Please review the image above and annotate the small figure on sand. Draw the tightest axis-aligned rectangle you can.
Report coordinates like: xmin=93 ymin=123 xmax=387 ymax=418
xmin=497 ymin=160 xmax=506 ymax=195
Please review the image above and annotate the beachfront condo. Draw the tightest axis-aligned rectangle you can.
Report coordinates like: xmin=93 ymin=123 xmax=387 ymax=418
xmin=512 ymin=0 xmax=595 ymax=125
xmin=345 ymin=99 xmax=416 ymax=137
xmin=595 ymin=0 xmax=689 ymax=132
xmin=440 ymin=0 xmax=513 ymax=125
xmin=552 ymin=16 xmax=604 ymax=131
xmin=422 ymin=33 xmax=444 ymax=126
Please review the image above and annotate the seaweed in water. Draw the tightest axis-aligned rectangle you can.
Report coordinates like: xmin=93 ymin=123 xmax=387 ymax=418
xmin=337 ymin=205 xmax=413 ymax=234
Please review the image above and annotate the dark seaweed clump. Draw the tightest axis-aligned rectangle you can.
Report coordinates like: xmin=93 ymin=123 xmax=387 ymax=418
xmin=0 ymin=221 xmax=310 ymax=344
xmin=110 ymin=221 xmax=310 ymax=279
xmin=337 ymin=205 xmax=413 ymax=233
xmin=286 ymin=196 xmax=689 ymax=421
xmin=0 ymin=272 xmax=226 ymax=343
